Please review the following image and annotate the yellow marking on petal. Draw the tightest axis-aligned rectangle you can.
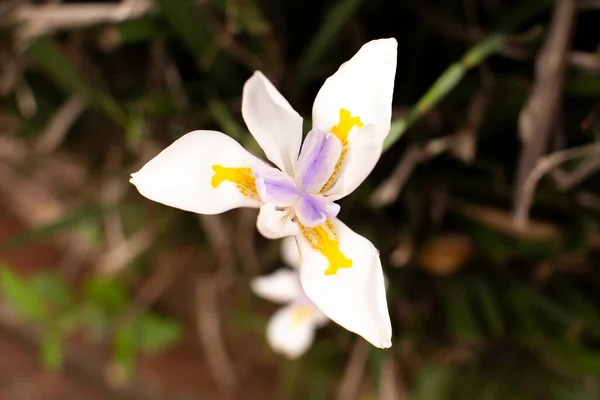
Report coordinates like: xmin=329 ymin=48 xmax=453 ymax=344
xmin=330 ymin=108 xmax=364 ymax=144
xmin=320 ymin=109 xmax=363 ymax=192
xmin=292 ymin=305 xmax=311 ymax=325
xmin=211 ymin=165 xmax=259 ymax=200
xmin=298 ymin=220 xmax=352 ymax=276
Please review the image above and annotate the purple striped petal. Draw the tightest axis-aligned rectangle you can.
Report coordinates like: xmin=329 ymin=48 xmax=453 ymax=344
xmin=255 ymin=169 xmax=301 ymax=207
xmin=294 ymin=194 xmax=340 ymax=227
xmin=295 ymin=129 xmax=342 ymax=193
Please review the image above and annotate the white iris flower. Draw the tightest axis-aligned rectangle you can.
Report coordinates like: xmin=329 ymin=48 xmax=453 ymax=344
xmin=251 ymin=237 xmax=328 ymax=359
xmin=130 ymin=38 xmax=397 ymax=348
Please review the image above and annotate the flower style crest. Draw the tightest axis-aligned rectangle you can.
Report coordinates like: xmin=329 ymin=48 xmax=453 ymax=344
xmin=130 ymin=38 xmax=398 ymax=348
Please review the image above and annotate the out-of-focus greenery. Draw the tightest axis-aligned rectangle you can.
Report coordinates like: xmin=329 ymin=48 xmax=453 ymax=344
xmin=0 ymin=266 xmax=181 ymax=375
xmin=1 ymin=0 xmax=600 ymax=398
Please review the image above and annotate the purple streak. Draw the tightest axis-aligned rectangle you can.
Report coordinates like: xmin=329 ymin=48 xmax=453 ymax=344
xmin=294 ymin=194 xmax=340 ymax=227
xmin=295 ymin=129 xmax=342 ymax=193
xmin=255 ymin=169 xmax=301 ymax=207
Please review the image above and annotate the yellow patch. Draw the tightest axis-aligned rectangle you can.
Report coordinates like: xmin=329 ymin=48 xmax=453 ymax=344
xmin=330 ymin=108 xmax=364 ymax=144
xmin=211 ymin=165 xmax=259 ymax=200
xmin=292 ymin=306 xmax=311 ymax=325
xmin=320 ymin=108 xmax=363 ymax=192
xmin=298 ymin=220 xmax=352 ymax=276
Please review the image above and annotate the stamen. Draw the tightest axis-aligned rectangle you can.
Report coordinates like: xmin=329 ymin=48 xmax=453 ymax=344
xmin=211 ymin=165 xmax=259 ymax=200
xmin=320 ymin=108 xmax=363 ymax=192
xmin=298 ymin=220 xmax=352 ymax=276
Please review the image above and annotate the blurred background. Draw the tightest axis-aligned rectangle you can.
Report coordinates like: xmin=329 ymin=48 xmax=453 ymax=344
xmin=0 ymin=0 xmax=599 ymax=399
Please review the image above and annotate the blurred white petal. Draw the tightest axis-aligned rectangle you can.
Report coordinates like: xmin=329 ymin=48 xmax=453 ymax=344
xmin=251 ymin=268 xmax=302 ymax=304
xmin=266 ymin=302 xmax=320 ymax=358
xmin=281 ymin=236 xmax=301 ymax=269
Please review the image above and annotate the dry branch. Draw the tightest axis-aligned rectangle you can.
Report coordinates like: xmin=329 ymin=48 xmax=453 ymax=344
xmin=513 ymin=0 xmax=576 ymax=226
xmin=516 ymin=142 xmax=600 ymax=224
xmin=336 ymin=340 xmax=369 ymax=400
xmin=9 ymin=0 xmax=156 ymax=42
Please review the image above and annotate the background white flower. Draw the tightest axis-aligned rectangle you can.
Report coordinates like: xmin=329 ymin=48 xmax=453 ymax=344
xmin=251 ymin=237 xmax=328 ymax=359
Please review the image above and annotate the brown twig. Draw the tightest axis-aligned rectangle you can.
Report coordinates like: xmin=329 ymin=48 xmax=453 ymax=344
xmin=513 ymin=0 xmax=577 ymax=226
xmin=578 ymin=0 xmax=600 ymax=10
xmin=379 ymin=355 xmax=408 ymax=400
xmin=235 ymin=208 xmax=261 ymax=276
xmin=35 ymin=94 xmax=87 ymax=155
xmin=370 ymin=91 xmax=488 ymax=208
xmin=551 ymin=156 xmax=600 ymax=190
xmin=198 ymin=214 xmax=235 ymax=275
xmin=9 ymin=0 xmax=156 ymax=43
xmin=15 ymin=78 xmax=36 ymax=118
xmin=195 ymin=276 xmax=237 ymax=399
xmin=516 ymin=142 xmax=600 ymax=224
xmin=369 ymin=146 xmax=423 ymax=208
xmin=202 ymin=4 xmax=263 ymax=72
xmin=113 ymin=251 xmax=189 ymax=331
xmin=94 ymin=226 xmax=156 ymax=276
xmin=336 ymin=340 xmax=369 ymax=400
xmin=414 ymin=2 xmax=599 ymax=75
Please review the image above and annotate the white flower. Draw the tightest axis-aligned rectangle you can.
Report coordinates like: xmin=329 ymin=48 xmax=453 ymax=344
xmin=251 ymin=237 xmax=328 ymax=359
xmin=130 ymin=38 xmax=397 ymax=348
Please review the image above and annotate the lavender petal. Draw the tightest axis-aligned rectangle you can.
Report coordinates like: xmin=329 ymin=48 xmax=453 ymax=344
xmin=255 ymin=169 xmax=301 ymax=207
xmin=294 ymin=194 xmax=340 ymax=228
xmin=295 ymin=129 xmax=342 ymax=193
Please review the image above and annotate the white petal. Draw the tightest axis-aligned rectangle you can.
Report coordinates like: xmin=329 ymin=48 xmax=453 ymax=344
xmin=325 ymin=126 xmax=383 ymax=201
xmin=242 ymin=71 xmax=303 ymax=176
xmin=297 ymin=218 xmax=392 ymax=348
xmin=251 ymin=268 xmax=303 ymax=304
xmin=281 ymin=236 xmax=301 ymax=269
xmin=130 ymin=130 xmax=271 ymax=214
xmin=256 ymin=204 xmax=299 ymax=239
xmin=266 ymin=303 xmax=319 ymax=359
xmin=312 ymin=38 xmax=397 ymax=199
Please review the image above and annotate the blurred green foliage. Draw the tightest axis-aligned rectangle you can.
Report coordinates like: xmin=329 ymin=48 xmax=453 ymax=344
xmin=0 ymin=266 xmax=181 ymax=375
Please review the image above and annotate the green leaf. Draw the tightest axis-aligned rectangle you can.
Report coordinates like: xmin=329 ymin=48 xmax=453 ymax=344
xmin=154 ymin=0 xmax=238 ymax=88
xmin=41 ymin=330 xmax=64 ymax=372
xmin=84 ymin=278 xmax=128 ymax=314
xmin=30 ymin=273 xmax=72 ymax=311
xmin=412 ymin=364 xmax=454 ymax=400
xmin=154 ymin=0 xmax=211 ymax=60
xmin=0 ymin=266 xmax=47 ymax=322
xmin=204 ymin=87 xmax=247 ymax=141
xmin=133 ymin=313 xmax=182 ymax=355
xmin=0 ymin=204 xmax=129 ymax=252
xmin=111 ymin=18 xmax=165 ymax=46
xmin=471 ymin=278 xmax=504 ymax=336
xmin=26 ymin=37 xmax=126 ymax=124
xmin=78 ymin=303 xmax=110 ymax=337
xmin=297 ymin=0 xmax=363 ymax=80
xmin=444 ymin=283 xmax=481 ymax=340
xmin=382 ymin=34 xmax=505 ymax=151
xmin=114 ymin=325 xmax=136 ymax=374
